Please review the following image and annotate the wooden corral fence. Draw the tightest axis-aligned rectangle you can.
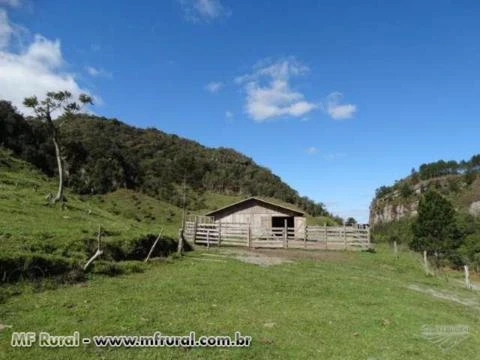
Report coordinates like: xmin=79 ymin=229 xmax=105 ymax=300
xmin=184 ymin=221 xmax=370 ymax=250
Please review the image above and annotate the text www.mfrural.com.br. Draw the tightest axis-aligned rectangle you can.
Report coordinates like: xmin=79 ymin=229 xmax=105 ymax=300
xmin=11 ymin=331 xmax=252 ymax=348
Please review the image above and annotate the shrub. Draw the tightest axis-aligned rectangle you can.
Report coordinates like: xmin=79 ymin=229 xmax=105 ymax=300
xmin=463 ymin=171 xmax=477 ymax=186
xmin=372 ymin=218 xmax=414 ymax=245
xmin=399 ymin=182 xmax=414 ymax=198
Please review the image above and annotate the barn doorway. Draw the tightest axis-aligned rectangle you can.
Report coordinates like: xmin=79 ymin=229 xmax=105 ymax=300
xmin=271 ymin=216 xmax=294 ymax=228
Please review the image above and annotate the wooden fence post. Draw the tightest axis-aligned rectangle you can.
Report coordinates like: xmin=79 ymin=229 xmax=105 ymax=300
xmin=303 ymin=224 xmax=307 ymax=249
xmin=207 ymin=229 xmax=210 ymax=249
xmin=324 ymin=223 xmax=328 ymax=249
xmin=192 ymin=217 xmax=198 ymax=246
xmin=464 ymin=265 xmax=472 ymax=289
xmin=247 ymin=224 xmax=251 ymax=248
xmin=393 ymin=241 xmax=398 ymax=257
xmin=423 ymin=251 xmax=429 ymax=274
xmin=343 ymin=224 xmax=347 ymax=250
xmin=177 ymin=228 xmax=183 ymax=256
xmin=218 ymin=221 xmax=222 ymax=247
xmin=284 ymin=219 xmax=288 ymax=249
xmin=367 ymin=226 xmax=371 ymax=248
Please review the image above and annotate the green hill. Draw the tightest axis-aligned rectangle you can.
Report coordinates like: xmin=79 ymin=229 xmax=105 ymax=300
xmin=0 ymin=98 xmax=342 ymax=288
xmin=0 ymin=100 xmax=333 ymax=218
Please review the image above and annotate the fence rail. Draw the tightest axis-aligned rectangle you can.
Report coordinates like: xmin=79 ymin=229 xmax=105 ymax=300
xmin=184 ymin=221 xmax=370 ymax=250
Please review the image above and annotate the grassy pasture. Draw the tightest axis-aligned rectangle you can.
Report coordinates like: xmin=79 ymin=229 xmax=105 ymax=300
xmin=1 ymin=245 xmax=479 ymax=360
xmin=1 ymin=149 xmax=479 ymax=359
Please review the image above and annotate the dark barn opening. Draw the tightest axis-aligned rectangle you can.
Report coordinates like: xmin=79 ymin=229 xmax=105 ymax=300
xmin=271 ymin=216 xmax=294 ymax=228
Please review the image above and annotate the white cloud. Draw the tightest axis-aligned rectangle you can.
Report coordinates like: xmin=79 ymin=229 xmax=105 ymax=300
xmin=85 ymin=65 xmax=112 ymax=78
xmin=0 ymin=11 xmax=92 ymax=115
xmin=306 ymin=146 xmax=318 ymax=154
xmin=0 ymin=9 xmax=13 ymax=48
xmin=205 ymin=81 xmax=223 ymax=93
xmin=236 ymin=58 xmax=318 ymax=122
xmin=323 ymin=92 xmax=357 ymax=120
xmin=179 ymin=0 xmax=231 ymax=23
xmin=225 ymin=110 xmax=234 ymax=120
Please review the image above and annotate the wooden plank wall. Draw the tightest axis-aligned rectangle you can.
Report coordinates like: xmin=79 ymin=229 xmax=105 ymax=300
xmin=184 ymin=222 xmax=370 ymax=250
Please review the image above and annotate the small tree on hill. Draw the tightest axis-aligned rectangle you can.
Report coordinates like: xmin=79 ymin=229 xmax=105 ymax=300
xmin=23 ymin=91 xmax=93 ymax=203
xmin=345 ymin=217 xmax=357 ymax=226
xmin=410 ymin=190 xmax=461 ymax=258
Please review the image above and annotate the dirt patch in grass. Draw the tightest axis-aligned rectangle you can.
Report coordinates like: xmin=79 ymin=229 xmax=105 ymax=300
xmin=233 ymin=251 xmax=290 ymax=267
xmin=198 ymin=247 xmax=357 ymax=266
xmin=407 ymin=284 xmax=480 ymax=310
xmin=199 ymin=248 xmax=292 ymax=267
xmin=253 ymin=248 xmax=356 ymax=262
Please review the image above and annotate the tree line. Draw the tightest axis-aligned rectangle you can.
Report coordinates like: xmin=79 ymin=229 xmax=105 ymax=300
xmin=374 ymin=156 xmax=480 ymax=200
xmin=416 ymin=157 xmax=480 ymax=180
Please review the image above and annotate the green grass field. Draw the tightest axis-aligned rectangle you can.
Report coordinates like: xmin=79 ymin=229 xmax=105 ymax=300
xmin=1 ymin=245 xmax=479 ymax=360
xmin=2 ymin=149 xmax=480 ymax=359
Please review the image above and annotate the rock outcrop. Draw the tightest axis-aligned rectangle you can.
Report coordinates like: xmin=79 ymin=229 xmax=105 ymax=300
xmin=370 ymin=199 xmax=419 ymax=225
xmin=469 ymin=201 xmax=480 ymax=217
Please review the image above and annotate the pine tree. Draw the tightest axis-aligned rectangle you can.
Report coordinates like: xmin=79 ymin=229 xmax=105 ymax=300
xmin=410 ymin=190 xmax=460 ymax=256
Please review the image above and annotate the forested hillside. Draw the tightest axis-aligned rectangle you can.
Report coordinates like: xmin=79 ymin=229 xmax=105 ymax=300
xmin=0 ymin=100 xmax=332 ymax=218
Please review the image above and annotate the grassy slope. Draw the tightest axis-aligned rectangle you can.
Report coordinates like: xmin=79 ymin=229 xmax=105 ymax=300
xmin=0 ymin=148 xmax=335 ymax=259
xmin=1 ymin=245 xmax=479 ymax=359
xmin=0 ymin=149 xmax=175 ymax=258
xmin=0 ymin=149 xmax=254 ymax=256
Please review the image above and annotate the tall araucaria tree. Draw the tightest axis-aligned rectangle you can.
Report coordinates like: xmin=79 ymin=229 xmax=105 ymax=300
xmin=23 ymin=91 xmax=93 ymax=204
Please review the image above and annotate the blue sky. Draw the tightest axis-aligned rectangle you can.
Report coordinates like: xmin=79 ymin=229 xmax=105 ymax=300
xmin=1 ymin=0 xmax=480 ymax=222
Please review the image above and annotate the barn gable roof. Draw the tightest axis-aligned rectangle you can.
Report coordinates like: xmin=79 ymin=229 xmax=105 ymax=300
xmin=205 ymin=197 xmax=304 ymax=217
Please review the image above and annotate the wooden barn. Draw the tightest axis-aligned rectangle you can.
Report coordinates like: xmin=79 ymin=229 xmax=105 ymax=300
xmin=184 ymin=197 xmax=370 ymax=250
xmin=204 ymin=197 xmax=305 ymax=238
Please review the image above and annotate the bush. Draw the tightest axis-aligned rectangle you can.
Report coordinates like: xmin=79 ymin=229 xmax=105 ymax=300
xmin=399 ymin=182 xmax=414 ymax=198
xmin=463 ymin=171 xmax=477 ymax=186
xmin=375 ymin=186 xmax=393 ymax=199
xmin=372 ymin=218 xmax=414 ymax=245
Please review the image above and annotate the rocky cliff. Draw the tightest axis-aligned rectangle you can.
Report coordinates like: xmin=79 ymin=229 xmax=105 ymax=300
xmin=370 ymin=174 xmax=480 ymax=226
